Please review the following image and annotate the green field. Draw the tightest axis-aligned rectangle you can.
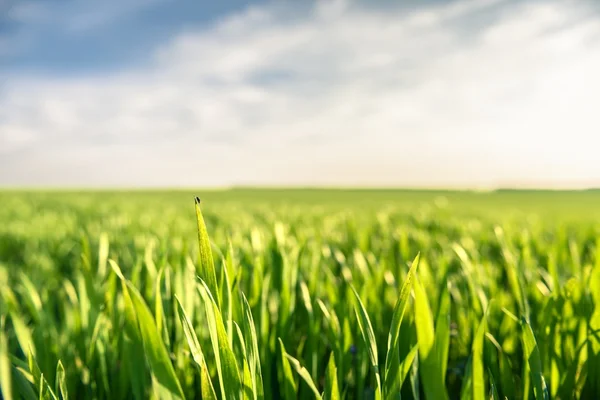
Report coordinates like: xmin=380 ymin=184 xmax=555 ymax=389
xmin=1 ymin=189 xmax=600 ymax=399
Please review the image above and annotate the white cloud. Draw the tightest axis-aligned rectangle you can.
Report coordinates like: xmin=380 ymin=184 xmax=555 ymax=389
xmin=1 ymin=0 xmax=600 ymax=187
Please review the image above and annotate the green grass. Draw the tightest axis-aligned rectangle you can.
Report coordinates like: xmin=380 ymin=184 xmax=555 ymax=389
xmin=1 ymin=189 xmax=600 ymax=399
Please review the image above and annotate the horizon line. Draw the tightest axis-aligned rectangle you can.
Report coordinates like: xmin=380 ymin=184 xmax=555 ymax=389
xmin=1 ymin=185 xmax=599 ymax=192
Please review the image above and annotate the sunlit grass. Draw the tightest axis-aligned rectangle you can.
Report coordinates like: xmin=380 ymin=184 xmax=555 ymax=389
xmin=1 ymin=189 xmax=599 ymax=399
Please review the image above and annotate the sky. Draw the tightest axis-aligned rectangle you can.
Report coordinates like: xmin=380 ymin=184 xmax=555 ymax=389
xmin=1 ymin=0 xmax=600 ymax=189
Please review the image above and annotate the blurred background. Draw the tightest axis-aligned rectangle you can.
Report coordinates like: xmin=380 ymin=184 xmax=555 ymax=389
xmin=1 ymin=0 xmax=600 ymax=189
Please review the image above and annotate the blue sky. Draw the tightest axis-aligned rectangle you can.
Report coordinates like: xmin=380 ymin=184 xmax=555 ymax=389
xmin=1 ymin=0 xmax=600 ymax=188
xmin=1 ymin=0 xmax=274 ymax=74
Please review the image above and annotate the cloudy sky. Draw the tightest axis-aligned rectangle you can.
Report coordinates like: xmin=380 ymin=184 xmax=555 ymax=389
xmin=1 ymin=0 xmax=600 ymax=188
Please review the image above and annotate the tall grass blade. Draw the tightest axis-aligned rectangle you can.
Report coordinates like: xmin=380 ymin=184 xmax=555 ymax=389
xmin=0 ymin=318 xmax=12 ymax=400
xmin=127 ymin=280 xmax=185 ymax=400
xmin=414 ymin=275 xmax=448 ymax=400
xmin=55 ymin=361 xmax=67 ymax=400
xmin=10 ymin=312 xmax=36 ymax=359
xmin=199 ymin=281 xmax=242 ymax=400
xmin=174 ymin=295 xmax=217 ymax=398
xmin=435 ymin=286 xmax=451 ymax=381
xmin=241 ymin=292 xmax=264 ymax=400
xmin=11 ymin=365 xmax=37 ymax=400
xmin=324 ymin=353 xmax=340 ymax=400
xmin=111 ymin=260 xmax=185 ymax=400
xmin=28 ymin=351 xmax=57 ymax=400
xmin=278 ymin=338 xmax=297 ymax=400
xmin=194 ymin=197 xmax=219 ymax=306
xmin=284 ymin=352 xmax=323 ymax=399
xmin=521 ymin=317 xmax=549 ymax=400
xmin=384 ymin=253 xmax=419 ymax=399
xmin=472 ymin=303 xmax=490 ymax=400
xmin=351 ymin=286 xmax=382 ymax=399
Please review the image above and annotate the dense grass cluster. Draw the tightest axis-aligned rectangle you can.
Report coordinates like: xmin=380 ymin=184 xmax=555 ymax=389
xmin=1 ymin=189 xmax=600 ymax=399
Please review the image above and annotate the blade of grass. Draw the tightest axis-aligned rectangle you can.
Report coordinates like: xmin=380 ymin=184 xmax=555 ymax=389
xmin=221 ymin=259 xmax=233 ymax=346
xmin=11 ymin=365 xmax=37 ymax=400
xmin=241 ymin=292 xmax=264 ymax=400
xmin=111 ymin=260 xmax=185 ymax=400
xmin=472 ymin=303 xmax=491 ymax=400
xmin=174 ymin=295 xmax=218 ymax=399
xmin=384 ymin=253 xmax=419 ymax=399
xmin=28 ymin=351 xmax=57 ymax=400
xmin=435 ymin=286 xmax=451 ymax=382
xmin=489 ymin=368 xmax=499 ymax=400
xmin=413 ymin=275 xmax=448 ymax=400
xmin=521 ymin=317 xmax=549 ymax=400
xmin=194 ymin=197 xmax=219 ymax=306
xmin=233 ymin=322 xmax=253 ymax=400
xmin=485 ymin=332 xmax=516 ymax=400
xmin=351 ymin=286 xmax=382 ymax=399
xmin=127 ymin=279 xmax=185 ymax=400
xmin=0 ymin=317 xmax=13 ymax=400
xmin=155 ymin=267 xmax=169 ymax=346
xmin=278 ymin=338 xmax=297 ymax=400
xmin=284 ymin=352 xmax=323 ymax=399
xmin=10 ymin=312 xmax=36 ymax=358
xmin=400 ymin=344 xmax=419 ymax=391
xmin=55 ymin=361 xmax=67 ymax=400
xmin=199 ymin=281 xmax=242 ymax=400
xmin=324 ymin=353 xmax=340 ymax=400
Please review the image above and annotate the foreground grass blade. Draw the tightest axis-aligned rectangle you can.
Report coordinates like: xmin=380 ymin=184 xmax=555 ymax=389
xmin=400 ymin=344 xmax=419 ymax=390
xmin=28 ymin=350 xmax=58 ymax=400
xmin=278 ymin=338 xmax=297 ymax=400
xmin=284 ymin=351 xmax=322 ymax=399
xmin=10 ymin=312 xmax=35 ymax=359
xmin=0 ymin=317 xmax=12 ymax=400
xmin=199 ymin=281 xmax=242 ymax=400
xmin=414 ymin=275 xmax=448 ymax=400
xmin=489 ymin=368 xmax=499 ymax=400
xmin=409 ymin=349 xmax=420 ymax=400
xmin=127 ymin=280 xmax=185 ymax=400
xmin=111 ymin=260 xmax=185 ymax=400
xmin=241 ymin=292 xmax=264 ymax=400
xmin=175 ymin=296 xmax=217 ymax=399
xmin=324 ymin=353 xmax=340 ymax=400
xmin=155 ymin=267 xmax=169 ymax=346
xmin=11 ymin=364 xmax=37 ymax=400
xmin=472 ymin=303 xmax=490 ymax=400
xmin=351 ymin=286 xmax=382 ymax=399
xmin=495 ymin=228 xmax=527 ymax=318
xmin=39 ymin=372 xmax=58 ymax=400
xmin=384 ymin=253 xmax=419 ymax=399
xmin=435 ymin=286 xmax=451 ymax=382
xmin=175 ymin=296 xmax=202 ymax=365
xmin=55 ymin=361 xmax=67 ymax=400
xmin=194 ymin=197 xmax=219 ymax=306
xmin=521 ymin=317 xmax=549 ymax=400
